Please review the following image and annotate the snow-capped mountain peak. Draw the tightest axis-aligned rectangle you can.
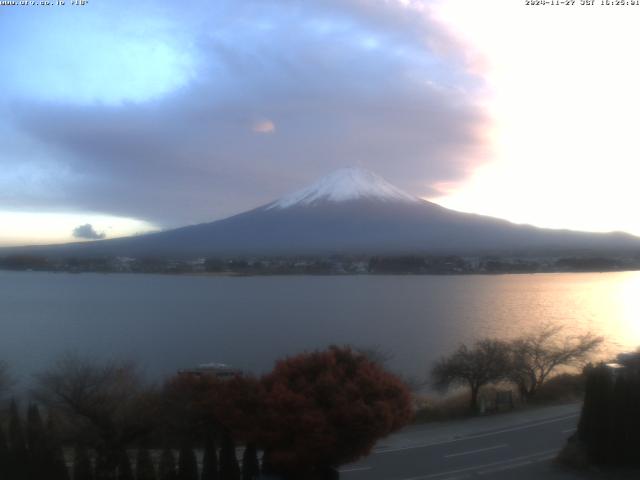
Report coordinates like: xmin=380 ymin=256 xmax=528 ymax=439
xmin=268 ymin=167 xmax=421 ymax=209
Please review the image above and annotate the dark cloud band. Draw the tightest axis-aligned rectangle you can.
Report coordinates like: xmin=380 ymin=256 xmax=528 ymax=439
xmin=2 ymin=0 xmax=488 ymax=229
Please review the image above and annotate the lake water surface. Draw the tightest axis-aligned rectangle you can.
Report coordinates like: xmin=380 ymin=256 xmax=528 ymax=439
xmin=1 ymin=271 xmax=639 ymax=383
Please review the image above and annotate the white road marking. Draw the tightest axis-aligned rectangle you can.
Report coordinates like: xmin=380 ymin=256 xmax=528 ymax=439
xmin=444 ymin=443 xmax=507 ymax=458
xmin=375 ymin=413 xmax=579 ymax=454
xmin=478 ymin=453 xmax=556 ymax=475
xmin=339 ymin=466 xmax=372 ymax=473
xmin=478 ymin=460 xmax=532 ymax=474
xmin=398 ymin=448 xmax=559 ymax=480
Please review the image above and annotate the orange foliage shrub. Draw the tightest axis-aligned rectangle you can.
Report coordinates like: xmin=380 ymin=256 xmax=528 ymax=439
xmin=163 ymin=346 xmax=413 ymax=477
xmin=256 ymin=346 xmax=413 ymax=474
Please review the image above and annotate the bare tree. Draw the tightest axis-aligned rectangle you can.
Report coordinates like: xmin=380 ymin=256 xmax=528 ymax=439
xmin=431 ymin=339 xmax=511 ymax=413
xmin=33 ymin=353 xmax=158 ymax=480
xmin=508 ymin=324 xmax=603 ymax=400
xmin=354 ymin=345 xmax=395 ymax=367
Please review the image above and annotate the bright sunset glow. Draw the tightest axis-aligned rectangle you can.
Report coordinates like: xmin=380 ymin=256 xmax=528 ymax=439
xmin=0 ymin=211 xmax=157 ymax=247
xmin=431 ymin=0 xmax=640 ymax=235
xmin=615 ymin=272 xmax=640 ymax=347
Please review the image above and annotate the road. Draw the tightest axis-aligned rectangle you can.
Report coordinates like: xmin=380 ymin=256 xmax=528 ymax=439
xmin=340 ymin=403 xmax=586 ymax=480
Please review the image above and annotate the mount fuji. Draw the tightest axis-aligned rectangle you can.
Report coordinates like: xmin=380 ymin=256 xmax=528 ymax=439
xmin=9 ymin=167 xmax=640 ymax=258
xmin=267 ymin=167 xmax=420 ymax=209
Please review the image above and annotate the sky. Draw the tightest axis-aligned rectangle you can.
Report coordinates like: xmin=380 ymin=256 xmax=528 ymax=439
xmin=1 ymin=0 xmax=639 ymax=246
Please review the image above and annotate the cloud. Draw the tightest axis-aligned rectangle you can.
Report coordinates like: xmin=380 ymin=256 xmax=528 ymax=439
xmin=252 ymin=119 xmax=276 ymax=134
xmin=72 ymin=224 xmax=106 ymax=240
xmin=1 ymin=0 xmax=489 ymax=229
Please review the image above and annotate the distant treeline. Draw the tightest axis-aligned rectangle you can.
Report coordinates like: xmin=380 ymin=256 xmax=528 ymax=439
xmin=1 ymin=253 xmax=640 ymax=275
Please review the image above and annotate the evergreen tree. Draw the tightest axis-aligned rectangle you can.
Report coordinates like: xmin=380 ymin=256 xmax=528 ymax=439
xmin=219 ymin=431 xmax=240 ymax=480
xmin=158 ymin=448 xmax=177 ymax=480
xmin=135 ymin=448 xmax=156 ymax=480
xmin=177 ymin=445 xmax=198 ymax=480
xmin=577 ymin=364 xmax=614 ymax=465
xmin=27 ymin=404 xmax=47 ymax=479
xmin=629 ymin=372 xmax=640 ymax=467
xmin=46 ymin=412 xmax=70 ymax=480
xmin=259 ymin=451 xmax=275 ymax=476
xmin=610 ymin=374 xmax=631 ymax=464
xmin=74 ymin=445 xmax=95 ymax=480
xmin=241 ymin=443 xmax=259 ymax=480
xmin=27 ymin=404 xmax=46 ymax=452
xmin=201 ymin=436 xmax=218 ymax=480
xmin=117 ymin=450 xmax=135 ymax=480
xmin=8 ymin=399 xmax=28 ymax=480
xmin=96 ymin=451 xmax=117 ymax=480
xmin=0 ymin=424 xmax=9 ymax=479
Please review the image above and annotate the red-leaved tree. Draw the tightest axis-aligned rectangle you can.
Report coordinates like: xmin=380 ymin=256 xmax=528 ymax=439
xmin=162 ymin=348 xmax=412 ymax=479
xmin=162 ymin=372 xmax=266 ymax=447
xmin=209 ymin=375 xmax=265 ymax=442
xmin=161 ymin=373 xmax=220 ymax=443
xmin=256 ymin=345 xmax=413 ymax=477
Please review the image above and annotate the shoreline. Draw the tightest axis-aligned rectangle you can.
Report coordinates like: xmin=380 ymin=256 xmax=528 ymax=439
xmin=1 ymin=267 xmax=639 ymax=277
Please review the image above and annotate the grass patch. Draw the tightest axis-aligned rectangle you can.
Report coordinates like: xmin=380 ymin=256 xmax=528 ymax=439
xmin=412 ymin=373 xmax=585 ymax=424
xmin=412 ymin=392 xmax=472 ymax=423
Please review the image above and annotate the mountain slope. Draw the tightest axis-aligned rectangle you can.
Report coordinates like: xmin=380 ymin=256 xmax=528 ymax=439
xmin=6 ymin=167 xmax=640 ymax=258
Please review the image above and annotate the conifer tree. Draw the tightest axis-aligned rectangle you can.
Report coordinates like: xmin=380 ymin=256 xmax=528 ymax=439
xmin=95 ymin=451 xmax=116 ymax=480
xmin=27 ymin=404 xmax=47 ymax=478
xmin=0 ymin=424 xmax=9 ymax=479
xmin=610 ymin=374 xmax=632 ymax=464
xmin=201 ymin=436 xmax=219 ymax=480
xmin=27 ymin=404 xmax=46 ymax=453
xmin=74 ymin=445 xmax=95 ymax=480
xmin=45 ymin=412 xmax=70 ymax=480
xmin=135 ymin=447 xmax=156 ymax=480
xmin=241 ymin=443 xmax=259 ymax=480
xmin=118 ymin=450 xmax=135 ymax=480
xmin=158 ymin=448 xmax=177 ymax=480
xmin=259 ymin=451 xmax=275 ymax=476
xmin=177 ymin=445 xmax=198 ymax=480
xmin=629 ymin=372 xmax=640 ymax=467
xmin=219 ymin=431 xmax=240 ymax=480
xmin=577 ymin=364 xmax=614 ymax=465
xmin=8 ymin=399 xmax=28 ymax=480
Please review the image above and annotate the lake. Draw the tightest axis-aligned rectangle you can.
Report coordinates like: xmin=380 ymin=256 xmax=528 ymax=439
xmin=1 ymin=271 xmax=638 ymax=385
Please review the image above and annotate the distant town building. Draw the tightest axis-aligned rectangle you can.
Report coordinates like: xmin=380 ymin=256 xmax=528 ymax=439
xmin=186 ymin=257 xmax=207 ymax=272
xmin=178 ymin=362 xmax=242 ymax=379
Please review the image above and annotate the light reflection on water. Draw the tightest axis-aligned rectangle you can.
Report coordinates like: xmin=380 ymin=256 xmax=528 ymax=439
xmin=603 ymin=272 xmax=640 ymax=353
xmin=0 ymin=270 xmax=638 ymax=382
xmin=456 ymin=271 xmax=640 ymax=359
